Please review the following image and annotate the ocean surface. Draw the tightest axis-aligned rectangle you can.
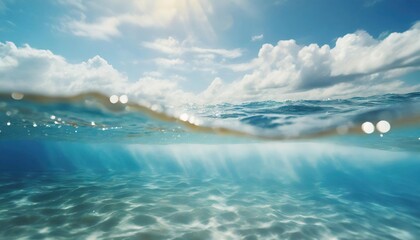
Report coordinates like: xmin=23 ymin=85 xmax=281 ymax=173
xmin=0 ymin=92 xmax=419 ymax=239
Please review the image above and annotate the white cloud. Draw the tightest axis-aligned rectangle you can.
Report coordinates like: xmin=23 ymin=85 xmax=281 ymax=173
xmin=1 ymin=23 xmax=419 ymax=106
xmin=58 ymin=0 xmax=258 ymax=41
xmin=200 ymin=77 xmax=224 ymax=99
xmin=207 ymin=22 xmax=420 ymax=102
xmin=142 ymin=36 xmax=242 ymax=75
xmin=59 ymin=0 xmax=217 ymax=40
xmin=0 ymin=41 xmax=127 ymax=95
xmin=154 ymin=58 xmax=185 ymax=68
xmin=142 ymin=37 xmax=183 ymax=55
xmin=251 ymin=34 xmax=264 ymax=42
xmin=142 ymin=37 xmax=242 ymax=59
xmin=65 ymin=15 xmax=121 ymax=40
xmin=197 ymin=74 xmax=418 ymax=104
xmin=130 ymin=76 xmax=194 ymax=105
xmin=190 ymin=46 xmax=242 ymax=59
xmin=142 ymin=71 xmax=163 ymax=78
xmin=331 ymin=26 xmax=420 ymax=76
xmin=0 ymin=41 xmax=192 ymax=105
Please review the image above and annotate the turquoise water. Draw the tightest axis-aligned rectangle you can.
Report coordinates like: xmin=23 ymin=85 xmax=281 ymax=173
xmin=0 ymin=92 xmax=419 ymax=239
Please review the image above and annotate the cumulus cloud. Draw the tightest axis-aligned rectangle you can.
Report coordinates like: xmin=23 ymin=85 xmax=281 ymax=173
xmin=0 ymin=41 xmax=128 ymax=94
xmin=211 ymin=22 xmax=420 ymax=102
xmin=130 ymin=75 xmax=194 ymax=105
xmin=331 ymin=26 xmax=420 ymax=76
xmin=0 ymin=41 xmax=192 ymax=105
xmin=1 ymin=23 xmax=419 ymax=105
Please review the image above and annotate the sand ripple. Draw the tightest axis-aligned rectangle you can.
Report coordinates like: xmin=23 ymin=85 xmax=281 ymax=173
xmin=0 ymin=172 xmax=419 ymax=239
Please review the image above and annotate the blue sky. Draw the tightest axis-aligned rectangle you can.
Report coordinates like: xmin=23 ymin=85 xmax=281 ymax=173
xmin=0 ymin=0 xmax=419 ymax=104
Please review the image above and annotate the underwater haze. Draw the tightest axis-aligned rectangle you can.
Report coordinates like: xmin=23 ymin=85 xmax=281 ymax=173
xmin=0 ymin=92 xmax=419 ymax=239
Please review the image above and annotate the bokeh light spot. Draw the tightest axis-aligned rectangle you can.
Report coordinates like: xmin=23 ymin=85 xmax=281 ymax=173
xmin=376 ymin=120 xmax=391 ymax=133
xmin=109 ymin=95 xmax=119 ymax=104
xmin=361 ymin=122 xmax=374 ymax=134
xmin=119 ymin=95 xmax=128 ymax=104
xmin=11 ymin=92 xmax=24 ymax=100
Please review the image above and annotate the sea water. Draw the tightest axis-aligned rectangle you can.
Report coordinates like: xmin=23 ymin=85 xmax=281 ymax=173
xmin=0 ymin=92 xmax=419 ymax=239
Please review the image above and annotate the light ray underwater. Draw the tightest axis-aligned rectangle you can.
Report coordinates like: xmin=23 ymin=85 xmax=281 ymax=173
xmin=0 ymin=91 xmax=419 ymax=239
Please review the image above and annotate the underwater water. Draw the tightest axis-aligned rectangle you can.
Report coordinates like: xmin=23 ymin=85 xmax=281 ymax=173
xmin=0 ymin=92 xmax=419 ymax=239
